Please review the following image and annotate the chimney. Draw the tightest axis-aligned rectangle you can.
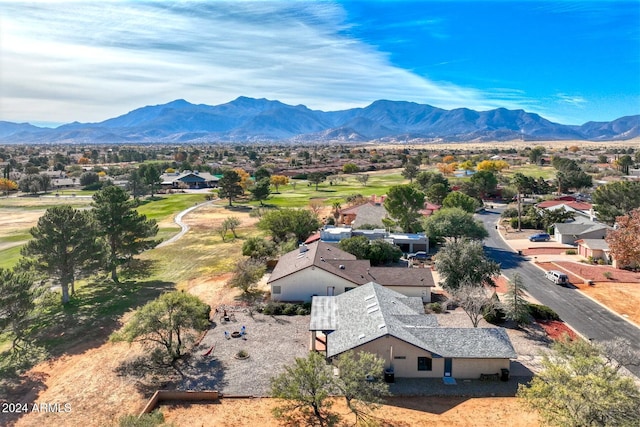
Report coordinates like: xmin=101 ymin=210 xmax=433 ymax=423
xmin=299 ymin=243 xmax=308 ymax=253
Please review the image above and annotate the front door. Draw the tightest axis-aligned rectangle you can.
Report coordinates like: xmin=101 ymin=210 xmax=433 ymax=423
xmin=327 ymin=286 xmax=335 ymax=296
xmin=444 ymin=358 xmax=452 ymax=377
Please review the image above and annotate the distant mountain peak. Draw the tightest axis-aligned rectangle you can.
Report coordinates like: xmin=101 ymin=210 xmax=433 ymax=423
xmin=0 ymin=98 xmax=637 ymax=144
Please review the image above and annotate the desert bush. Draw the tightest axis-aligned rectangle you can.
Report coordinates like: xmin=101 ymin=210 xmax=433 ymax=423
xmin=565 ymin=249 xmax=577 ymax=255
xmin=426 ymin=302 xmax=443 ymax=313
xmin=282 ymin=303 xmax=298 ymax=316
xmin=501 ymin=207 xmax=519 ymax=218
xmin=528 ymin=303 xmax=560 ymax=321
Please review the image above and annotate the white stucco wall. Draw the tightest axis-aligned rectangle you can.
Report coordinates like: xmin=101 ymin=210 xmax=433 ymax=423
xmin=384 ymin=285 xmax=431 ymax=302
xmin=270 ymin=267 xmax=356 ymax=302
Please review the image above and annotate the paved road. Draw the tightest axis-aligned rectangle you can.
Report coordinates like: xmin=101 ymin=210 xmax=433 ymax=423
xmin=477 ymin=207 xmax=640 ymax=377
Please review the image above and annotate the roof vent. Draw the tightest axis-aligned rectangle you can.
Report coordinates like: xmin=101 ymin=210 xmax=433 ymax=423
xmin=358 ymin=334 xmax=366 ymax=339
xmin=367 ymin=307 xmax=379 ymax=314
xmin=365 ymin=294 xmax=375 ymax=300
xmin=378 ymin=324 xmax=386 ymax=329
xmin=339 ymin=265 xmax=345 ymax=269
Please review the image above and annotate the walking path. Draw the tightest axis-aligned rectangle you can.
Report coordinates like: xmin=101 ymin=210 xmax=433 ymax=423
xmin=157 ymin=199 xmax=217 ymax=247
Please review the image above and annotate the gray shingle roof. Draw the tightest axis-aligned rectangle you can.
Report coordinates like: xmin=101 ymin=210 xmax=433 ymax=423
xmin=269 ymin=242 xmax=435 ymax=288
xmin=555 ymin=222 xmax=609 ymax=235
xmin=578 ymin=239 xmax=610 ymax=251
xmin=267 ymin=241 xmax=357 ymax=284
xmin=313 ymin=282 xmax=516 ymax=359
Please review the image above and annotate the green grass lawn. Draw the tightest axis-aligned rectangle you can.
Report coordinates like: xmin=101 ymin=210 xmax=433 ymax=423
xmin=0 ymin=245 xmax=24 ymax=270
xmin=506 ymin=164 xmax=557 ymax=180
xmin=250 ymin=172 xmax=409 ymax=208
xmin=136 ymin=193 xmax=208 ymax=221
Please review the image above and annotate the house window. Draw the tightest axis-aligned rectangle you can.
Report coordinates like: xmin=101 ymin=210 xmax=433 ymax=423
xmin=394 ymin=356 xmax=406 ymax=360
xmin=272 ymin=286 xmax=281 ymax=294
xmin=417 ymin=357 xmax=432 ymax=371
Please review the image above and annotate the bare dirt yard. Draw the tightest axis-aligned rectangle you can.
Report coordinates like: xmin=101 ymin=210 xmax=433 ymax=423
xmin=161 ymin=396 xmax=539 ymax=427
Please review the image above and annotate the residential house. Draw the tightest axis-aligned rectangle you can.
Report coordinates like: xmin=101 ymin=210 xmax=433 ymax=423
xmin=160 ymin=170 xmax=219 ymax=189
xmin=554 ymin=222 xmax=611 ymax=245
xmin=340 ymin=195 xmax=440 ymax=228
xmin=319 ymin=226 xmax=429 ymax=254
xmin=310 ymin=283 xmax=516 ymax=379
xmin=537 ymin=199 xmax=595 ymax=222
xmin=576 ymin=239 xmax=611 ymax=263
xmin=340 ymin=196 xmax=388 ymax=228
xmin=268 ymin=241 xmax=434 ymax=302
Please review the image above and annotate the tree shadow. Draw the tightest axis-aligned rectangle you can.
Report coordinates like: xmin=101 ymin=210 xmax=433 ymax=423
xmin=1 ymin=267 xmax=177 ymax=407
xmin=114 ymin=352 xmax=184 ymax=396
xmin=0 ymin=370 xmax=49 ymax=426
xmin=119 ymin=259 xmax=156 ymax=280
xmin=484 ymin=247 xmax=526 ymax=269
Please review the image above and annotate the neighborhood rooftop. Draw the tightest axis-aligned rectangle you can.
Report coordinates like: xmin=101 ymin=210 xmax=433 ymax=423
xmin=311 ymin=282 xmax=516 ymax=359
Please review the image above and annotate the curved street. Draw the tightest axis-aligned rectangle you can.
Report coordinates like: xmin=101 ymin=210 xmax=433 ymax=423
xmin=477 ymin=207 xmax=640 ymax=378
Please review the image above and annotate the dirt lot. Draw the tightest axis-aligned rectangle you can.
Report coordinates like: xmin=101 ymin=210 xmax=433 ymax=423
xmin=537 ymin=262 xmax=640 ymax=326
xmin=161 ymin=396 xmax=539 ymax=427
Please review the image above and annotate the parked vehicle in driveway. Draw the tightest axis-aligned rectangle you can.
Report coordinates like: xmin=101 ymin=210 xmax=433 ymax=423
xmin=546 ymin=270 xmax=569 ymax=286
xmin=529 ymin=233 xmax=551 ymax=242
xmin=407 ymin=251 xmax=431 ymax=261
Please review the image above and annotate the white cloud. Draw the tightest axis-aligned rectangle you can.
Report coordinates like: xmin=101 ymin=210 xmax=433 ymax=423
xmin=0 ymin=1 xmax=542 ymax=124
xmin=555 ymin=93 xmax=588 ymax=107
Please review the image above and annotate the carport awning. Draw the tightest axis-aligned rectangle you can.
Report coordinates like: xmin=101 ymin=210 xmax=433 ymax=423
xmin=310 ymin=296 xmax=337 ymax=331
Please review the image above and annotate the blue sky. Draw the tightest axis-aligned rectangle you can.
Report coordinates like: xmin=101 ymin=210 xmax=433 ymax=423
xmin=1 ymin=1 xmax=638 ymax=127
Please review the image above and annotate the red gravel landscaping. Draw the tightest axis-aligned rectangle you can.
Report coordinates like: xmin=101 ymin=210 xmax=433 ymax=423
xmin=537 ymin=320 xmax=577 ymax=341
xmin=554 ymin=262 xmax=640 ymax=283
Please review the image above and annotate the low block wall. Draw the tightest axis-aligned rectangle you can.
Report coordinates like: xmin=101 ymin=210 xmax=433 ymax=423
xmin=140 ymin=390 xmax=219 ymax=416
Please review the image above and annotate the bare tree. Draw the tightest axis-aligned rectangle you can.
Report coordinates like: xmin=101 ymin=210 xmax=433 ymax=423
xmin=223 ymin=216 xmax=241 ymax=238
xmin=308 ymin=199 xmax=324 ymax=215
xmin=598 ymin=338 xmax=640 ymax=373
xmin=449 ymin=283 xmax=497 ymax=327
xmin=355 ymin=174 xmax=370 ymax=186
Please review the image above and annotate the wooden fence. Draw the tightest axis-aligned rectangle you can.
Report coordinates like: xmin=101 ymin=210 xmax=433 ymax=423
xmin=139 ymin=390 xmax=220 ymax=416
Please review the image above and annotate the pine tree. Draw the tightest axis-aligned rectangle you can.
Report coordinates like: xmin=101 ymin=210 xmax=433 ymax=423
xmin=92 ymin=186 xmax=158 ymax=282
xmin=21 ymin=205 xmax=102 ymax=304
xmin=218 ymin=170 xmax=243 ymax=206
xmin=503 ymin=273 xmax=532 ymax=326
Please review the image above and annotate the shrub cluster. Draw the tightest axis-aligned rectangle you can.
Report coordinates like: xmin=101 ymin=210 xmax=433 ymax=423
xmin=259 ymin=301 xmax=311 ymax=316
xmin=527 ymin=303 xmax=560 ymax=321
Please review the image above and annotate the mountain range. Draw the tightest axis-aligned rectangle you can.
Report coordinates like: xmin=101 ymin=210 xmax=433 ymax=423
xmin=1 ymin=97 xmax=638 ymax=144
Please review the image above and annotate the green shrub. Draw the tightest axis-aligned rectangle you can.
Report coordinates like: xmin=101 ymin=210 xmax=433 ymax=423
xmin=528 ymin=303 xmax=560 ymax=321
xmin=483 ymin=306 xmax=506 ymax=324
xmin=82 ymin=181 xmax=104 ymax=191
xmin=262 ymin=302 xmax=283 ymax=315
xmin=119 ymin=410 xmax=169 ymax=427
xmin=291 ymin=173 xmax=308 ymax=180
xmin=501 ymin=207 xmax=519 ymax=218
xmin=282 ymin=303 xmax=297 ymax=315
xmin=603 ymin=271 xmax=613 ymax=280
xmin=510 ymin=216 xmax=540 ymax=229
xmin=565 ymin=249 xmax=577 ymax=255
xmin=426 ymin=302 xmax=443 ymax=313
xmin=262 ymin=302 xmax=310 ymax=316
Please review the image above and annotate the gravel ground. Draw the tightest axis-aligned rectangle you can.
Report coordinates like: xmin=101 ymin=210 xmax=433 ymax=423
xmin=176 ymin=307 xmax=550 ymax=397
xmin=177 ymin=309 xmax=310 ymax=396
